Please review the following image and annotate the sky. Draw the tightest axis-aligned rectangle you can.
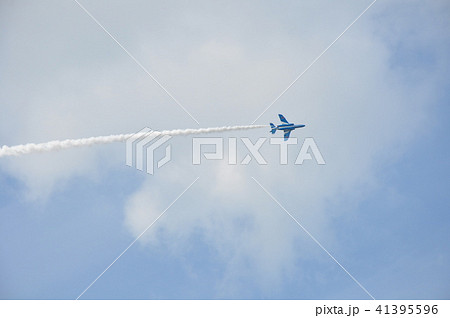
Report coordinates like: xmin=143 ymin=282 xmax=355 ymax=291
xmin=0 ymin=0 xmax=449 ymax=299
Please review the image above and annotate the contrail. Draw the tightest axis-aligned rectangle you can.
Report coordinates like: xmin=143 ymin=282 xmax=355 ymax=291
xmin=0 ymin=125 xmax=267 ymax=158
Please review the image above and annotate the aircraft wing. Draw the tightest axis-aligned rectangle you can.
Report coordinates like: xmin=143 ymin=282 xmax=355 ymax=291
xmin=278 ymin=114 xmax=289 ymax=124
xmin=284 ymin=130 xmax=291 ymax=141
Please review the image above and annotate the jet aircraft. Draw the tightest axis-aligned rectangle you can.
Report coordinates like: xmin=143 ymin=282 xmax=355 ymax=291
xmin=270 ymin=114 xmax=305 ymax=140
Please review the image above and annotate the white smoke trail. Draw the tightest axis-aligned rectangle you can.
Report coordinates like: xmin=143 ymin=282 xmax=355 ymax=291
xmin=0 ymin=125 xmax=268 ymax=158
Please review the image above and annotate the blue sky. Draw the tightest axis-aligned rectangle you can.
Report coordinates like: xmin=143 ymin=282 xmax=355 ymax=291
xmin=0 ymin=0 xmax=449 ymax=299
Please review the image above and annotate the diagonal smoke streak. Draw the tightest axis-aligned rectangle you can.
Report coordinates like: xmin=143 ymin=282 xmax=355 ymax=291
xmin=0 ymin=125 xmax=267 ymax=158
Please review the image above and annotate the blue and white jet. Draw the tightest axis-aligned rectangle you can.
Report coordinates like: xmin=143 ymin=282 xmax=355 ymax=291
xmin=270 ymin=114 xmax=305 ymax=141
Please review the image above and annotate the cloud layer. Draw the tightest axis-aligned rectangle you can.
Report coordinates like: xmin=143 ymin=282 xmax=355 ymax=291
xmin=1 ymin=0 xmax=448 ymax=298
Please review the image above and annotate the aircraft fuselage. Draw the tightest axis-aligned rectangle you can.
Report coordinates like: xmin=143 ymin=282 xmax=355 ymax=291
xmin=276 ymin=123 xmax=306 ymax=131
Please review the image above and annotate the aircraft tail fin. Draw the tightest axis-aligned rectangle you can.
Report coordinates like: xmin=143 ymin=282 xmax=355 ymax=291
xmin=270 ymin=123 xmax=277 ymax=134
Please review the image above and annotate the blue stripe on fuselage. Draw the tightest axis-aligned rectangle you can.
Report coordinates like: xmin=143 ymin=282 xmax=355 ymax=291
xmin=276 ymin=124 xmax=305 ymax=131
xmin=278 ymin=123 xmax=294 ymax=128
